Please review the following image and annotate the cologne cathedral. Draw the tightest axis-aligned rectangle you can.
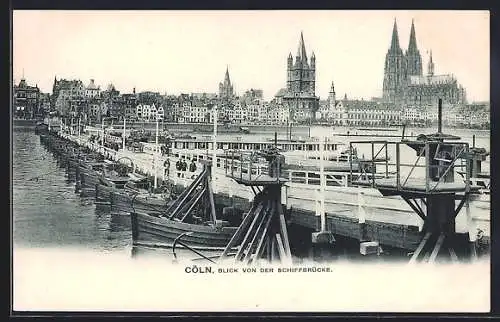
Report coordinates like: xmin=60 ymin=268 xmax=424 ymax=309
xmin=382 ymin=19 xmax=467 ymax=108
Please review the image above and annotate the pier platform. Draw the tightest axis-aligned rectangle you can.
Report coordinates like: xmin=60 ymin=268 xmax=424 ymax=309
xmin=54 ymin=131 xmax=490 ymax=252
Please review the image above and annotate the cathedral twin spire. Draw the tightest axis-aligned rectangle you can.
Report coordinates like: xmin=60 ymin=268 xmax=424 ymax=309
xmin=390 ymin=18 xmax=418 ymax=55
xmin=383 ymin=18 xmax=423 ymax=102
xmin=407 ymin=19 xmax=418 ymax=54
xmin=389 ymin=19 xmax=401 ymax=52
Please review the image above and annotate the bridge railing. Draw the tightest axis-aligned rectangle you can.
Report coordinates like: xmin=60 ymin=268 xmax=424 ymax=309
xmin=349 ymin=140 xmax=471 ymax=193
xmin=223 ymin=150 xmax=285 ymax=182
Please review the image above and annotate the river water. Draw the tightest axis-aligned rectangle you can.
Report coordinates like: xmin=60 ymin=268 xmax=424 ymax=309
xmin=12 ymin=127 xmax=131 ymax=252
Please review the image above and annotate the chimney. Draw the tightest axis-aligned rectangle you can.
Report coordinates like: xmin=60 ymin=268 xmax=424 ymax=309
xmin=437 ymin=98 xmax=442 ymax=133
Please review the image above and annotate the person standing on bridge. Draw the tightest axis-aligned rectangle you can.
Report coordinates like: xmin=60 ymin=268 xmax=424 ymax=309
xmin=189 ymin=159 xmax=197 ymax=179
xmin=164 ymin=158 xmax=170 ymax=178
xmin=181 ymin=159 xmax=187 ymax=178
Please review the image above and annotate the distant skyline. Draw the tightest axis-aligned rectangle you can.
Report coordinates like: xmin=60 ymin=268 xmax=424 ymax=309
xmin=13 ymin=10 xmax=489 ymax=102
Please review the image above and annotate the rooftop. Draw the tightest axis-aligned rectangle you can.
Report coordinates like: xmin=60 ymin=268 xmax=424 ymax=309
xmin=409 ymin=74 xmax=457 ymax=86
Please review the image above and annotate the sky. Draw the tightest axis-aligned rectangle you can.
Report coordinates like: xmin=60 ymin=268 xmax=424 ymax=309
xmin=12 ymin=10 xmax=489 ymax=102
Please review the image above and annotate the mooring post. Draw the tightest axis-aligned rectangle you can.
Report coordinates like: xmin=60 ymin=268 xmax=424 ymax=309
xmin=396 ymin=143 xmax=401 ymax=189
xmin=466 ymin=195 xmax=477 ymax=261
xmin=418 ymin=199 xmax=426 ymax=232
xmin=437 ymin=98 xmax=443 ymax=133
xmin=358 ymin=190 xmax=367 ymax=242
xmin=311 ymin=136 xmax=335 ymax=261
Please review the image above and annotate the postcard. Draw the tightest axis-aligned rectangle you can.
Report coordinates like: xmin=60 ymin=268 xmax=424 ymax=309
xmin=11 ymin=10 xmax=490 ymax=313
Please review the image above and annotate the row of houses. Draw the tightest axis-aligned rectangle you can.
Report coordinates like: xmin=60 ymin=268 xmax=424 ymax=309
xmin=15 ymin=76 xmax=489 ymax=128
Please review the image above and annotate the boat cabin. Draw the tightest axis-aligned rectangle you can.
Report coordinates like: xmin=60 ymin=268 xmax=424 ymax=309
xmin=168 ymin=137 xmax=343 ymax=153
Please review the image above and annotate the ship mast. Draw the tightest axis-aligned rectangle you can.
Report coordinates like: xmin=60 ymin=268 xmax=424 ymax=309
xmin=122 ymin=116 xmax=126 ymax=151
xmin=101 ymin=117 xmax=104 ymax=154
xmin=319 ymin=136 xmax=326 ymax=231
xmin=212 ymin=105 xmax=218 ymax=193
xmin=154 ymin=115 xmax=159 ymax=189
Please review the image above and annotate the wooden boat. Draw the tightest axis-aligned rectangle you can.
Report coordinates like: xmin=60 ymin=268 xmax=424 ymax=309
xmin=193 ymin=124 xmax=251 ymax=134
xmin=79 ymin=160 xmax=107 ymax=191
xmin=130 ymin=162 xmax=241 ymax=250
xmin=131 ymin=212 xmax=237 ymax=250
xmin=123 ymin=173 xmax=172 ymax=212
xmin=96 ymin=171 xmax=172 ymax=214
xmin=35 ymin=122 xmax=49 ymax=135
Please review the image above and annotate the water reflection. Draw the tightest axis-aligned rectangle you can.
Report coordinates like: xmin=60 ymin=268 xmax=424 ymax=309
xmin=13 ymin=129 xmax=132 ymax=251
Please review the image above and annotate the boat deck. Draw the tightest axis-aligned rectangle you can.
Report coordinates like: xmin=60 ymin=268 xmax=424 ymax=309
xmin=354 ymin=177 xmax=477 ymax=194
xmin=226 ymin=173 xmax=287 ymax=186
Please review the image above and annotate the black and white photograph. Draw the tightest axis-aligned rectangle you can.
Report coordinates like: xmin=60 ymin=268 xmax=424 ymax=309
xmin=11 ymin=10 xmax=490 ymax=313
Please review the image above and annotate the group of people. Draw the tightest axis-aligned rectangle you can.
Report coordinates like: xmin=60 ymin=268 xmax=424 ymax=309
xmin=173 ymin=158 xmax=198 ymax=178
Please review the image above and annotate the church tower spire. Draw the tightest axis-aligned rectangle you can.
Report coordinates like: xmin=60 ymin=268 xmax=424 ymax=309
xmin=284 ymin=31 xmax=318 ymax=122
xmin=427 ymin=50 xmax=435 ymax=76
xmin=405 ymin=19 xmax=423 ymax=77
xmin=407 ymin=19 xmax=418 ymax=53
xmin=328 ymin=81 xmax=336 ymax=108
xmin=390 ymin=19 xmax=401 ymax=52
xmin=224 ymin=65 xmax=230 ymax=84
xmin=383 ymin=18 xmax=406 ymax=104
xmin=219 ymin=66 xmax=234 ymax=99
xmin=296 ymin=31 xmax=308 ymax=65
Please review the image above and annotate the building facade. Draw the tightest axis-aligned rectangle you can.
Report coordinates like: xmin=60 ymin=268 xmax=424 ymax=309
xmin=85 ymin=79 xmax=101 ymax=98
xmin=13 ymin=78 xmax=40 ymax=119
xmin=52 ymin=78 xmax=86 ymax=116
xmin=334 ymin=98 xmax=401 ymax=126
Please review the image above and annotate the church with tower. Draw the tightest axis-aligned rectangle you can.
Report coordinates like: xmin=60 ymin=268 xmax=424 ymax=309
xmin=382 ymin=19 xmax=467 ymax=109
xmin=275 ymin=32 xmax=320 ymax=123
xmin=219 ymin=66 xmax=235 ymax=100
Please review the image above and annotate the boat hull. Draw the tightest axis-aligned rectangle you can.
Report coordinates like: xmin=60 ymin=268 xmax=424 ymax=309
xmin=131 ymin=211 xmax=237 ymax=250
xmin=80 ymin=170 xmax=100 ymax=191
xmin=96 ymin=183 xmax=169 ymax=214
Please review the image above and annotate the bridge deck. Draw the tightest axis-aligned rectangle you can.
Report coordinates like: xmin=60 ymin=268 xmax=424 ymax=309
xmin=354 ymin=178 xmax=473 ymax=194
xmin=226 ymin=173 xmax=287 ymax=186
